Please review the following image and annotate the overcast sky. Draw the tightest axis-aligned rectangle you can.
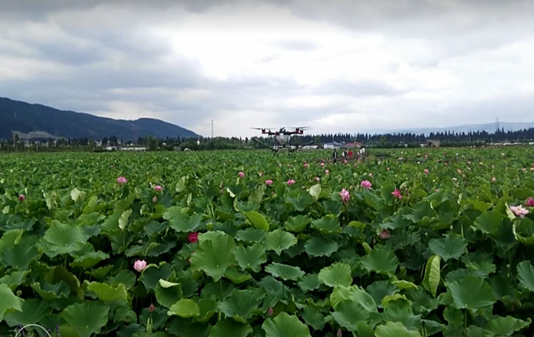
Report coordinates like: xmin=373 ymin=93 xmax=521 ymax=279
xmin=1 ymin=0 xmax=534 ymax=137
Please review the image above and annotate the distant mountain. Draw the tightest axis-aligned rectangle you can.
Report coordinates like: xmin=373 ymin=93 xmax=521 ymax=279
xmin=0 ymin=97 xmax=199 ymax=141
xmin=382 ymin=121 xmax=534 ymax=136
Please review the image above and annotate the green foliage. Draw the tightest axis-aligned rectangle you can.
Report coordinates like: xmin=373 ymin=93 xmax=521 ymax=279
xmin=0 ymin=149 xmax=533 ymax=336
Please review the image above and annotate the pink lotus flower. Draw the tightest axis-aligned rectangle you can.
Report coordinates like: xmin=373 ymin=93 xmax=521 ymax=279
xmin=238 ymin=171 xmax=245 ymax=178
xmin=117 ymin=176 xmax=128 ymax=185
xmin=315 ymin=177 xmax=320 ymax=182
xmin=154 ymin=185 xmax=162 ymax=192
xmin=325 ymin=170 xmax=330 ymax=175
xmin=152 ymin=196 xmax=158 ymax=203
xmin=530 ymin=167 xmax=534 ymax=171
xmin=337 ymin=328 xmax=342 ymax=337
xmin=265 ymin=179 xmax=273 ymax=186
xmin=457 ymin=169 xmax=462 ymax=174
xmin=510 ymin=205 xmax=529 ymax=218
xmin=149 ymin=303 xmax=155 ymax=313
xmin=343 ymin=160 xmax=348 ymax=164
xmin=320 ymin=162 xmax=325 ymax=167
xmin=188 ymin=232 xmax=199 ymax=243
xmin=424 ymin=169 xmax=429 ymax=174
xmin=304 ymin=163 xmax=309 ymax=168
xmin=18 ymin=195 xmax=25 ymax=202
xmin=368 ymin=173 xmax=373 ymax=177
xmin=339 ymin=189 xmax=350 ymax=203
xmin=268 ymin=307 xmax=274 ymax=316
xmin=379 ymin=229 xmax=391 ymax=239
xmin=287 ymin=179 xmax=296 ymax=186
xmin=526 ymin=197 xmax=534 ymax=207
xmin=361 ymin=180 xmax=372 ymax=190
xmin=391 ymin=189 xmax=402 ymax=199
xmin=491 ymin=177 xmax=496 ymax=182
xmin=134 ymin=260 xmax=147 ymax=272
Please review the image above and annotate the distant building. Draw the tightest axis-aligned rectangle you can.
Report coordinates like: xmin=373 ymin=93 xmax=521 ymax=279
xmin=119 ymin=146 xmax=147 ymax=151
xmin=323 ymin=141 xmax=343 ymax=149
xmin=427 ymin=139 xmax=441 ymax=148
xmin=301 ymin=145 xmax=319 ymax=150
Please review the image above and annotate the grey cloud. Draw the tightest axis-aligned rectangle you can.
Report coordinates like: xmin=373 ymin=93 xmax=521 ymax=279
xmin=274 ymin=39 xmax=317 ymax=50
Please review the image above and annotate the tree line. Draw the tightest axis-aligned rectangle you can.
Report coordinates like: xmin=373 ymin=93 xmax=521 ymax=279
xmin=1 ymin=127 xmax=533 ymax=152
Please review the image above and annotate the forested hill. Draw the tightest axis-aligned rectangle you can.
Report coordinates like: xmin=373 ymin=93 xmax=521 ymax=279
xmin=0 ymin=97 xmax=198 ymax=140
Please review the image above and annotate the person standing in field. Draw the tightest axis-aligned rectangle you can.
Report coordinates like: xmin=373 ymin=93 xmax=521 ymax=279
xmin=348 ymin=150 xmax=353 ymax=158
xmin=333 ymin=148 xmax=338 ymax=163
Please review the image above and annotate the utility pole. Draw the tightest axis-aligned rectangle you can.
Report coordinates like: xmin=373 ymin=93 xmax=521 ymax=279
xmin=211 ymin=119 xmax=214 ymax=138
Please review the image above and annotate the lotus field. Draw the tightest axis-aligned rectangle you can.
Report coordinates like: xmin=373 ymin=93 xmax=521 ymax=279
xmin=2 ymin=149 xmax=534 ymax=337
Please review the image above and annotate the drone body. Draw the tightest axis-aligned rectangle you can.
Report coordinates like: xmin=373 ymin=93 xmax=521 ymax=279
xmin=251 ymin=126 xmax=311 ymax=153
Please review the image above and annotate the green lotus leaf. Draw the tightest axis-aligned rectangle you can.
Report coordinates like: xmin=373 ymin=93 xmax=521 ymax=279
xmin=87 ymin=281 xmax=128 ymax=303
xmin=61 ymin=301 xmax=110 ymax=337
xmin=225 ymin=268 xmax=252 ymax=284
xmin=513 ymin=217 xmax=534 ymax=245
xmin=517 ymin=260 xmax=534 ymax=292
xmin=71 ymin=251 xmax=110 ymax=269
xmin=4 ymin=298 xmax=51 ymax=327
xmin=286 ymin=190 xmax=313 ymax=211
xmin=0 ymin=271 xmax=28 ymax=291
xmin=2 ymin=241 xmax=38 ymax=270
xmin=168 ymin=298 xmax=200 ymax=318
xmin=0 ymin=229 xmax=23 ymax=250
xmin=140 ymin=263 xmax=173 ymax=291
xmin=485 ymin=316 xmax=531 ymax=336
xmin=155 ymin=279 xmax=183 ymax=308
xmin=169 ymin=213 xmax=203 ymax=233
xmin=191 ymin=232 xmax=236 ymax=282
xmin=366 ymin=281 xmax=398 ymax=308
xmin=0 ymin=283 xmax=23 ymax=321
xmin=258 ymin=276 xmax=284 ymax=297
xmin=198 ymin=298 xmax=218 ymax=322
xmin=31 ymin=280 xmax=70 ymax=301
xmin=311 ymin=215 xmax=341 ymax=234
xmin=209 ymin=319 xmax=253 ymax=337
xmin=40 ymin=221 xmax=86 ymax=258
xmin=461 ymin=252 xmax=496 ymax=277
xmin=265 ymin=262 xmax=305 ymax=281
xmin=284 ymin=215 xmax=311 ymax=233
xmin=392 ymin=280 xmax=418 ymax=290
xmin=375 ymin=321 xmax=421 ymax=337
xmin=249 ymin=183 xmax=266 ymax=204
xmin=265 ymin=229 xmax=297 ymax=255
xmin=244 ymin=211 xmax=270 ymax=231
xmin=302 ymin=306 xmax=325 ymax=330
xmin=262 ymin=312 xmax=311 ymax=337
xmin=298 ymin=274 xmax=321 ymax=292
xmin=304 ymin=236 xmax=339 ymax=257
xmin=118 ymin=209 xmax=132 ymax=230
xmin=332 ymin=300 xmax=370 ymax=331
xmin=309 ymin=184 xmax=321 ymax=201
xmin=361 ymin=246 xmax=399 ymax=275
xmin=473 ymin=211 xmax=503 ymax=235
xmin=235 ymin=228 xmax=266 ymax=242
xmin=114 ymin=306 xmax=137 ymax=323
xmin=234 ymin=243 xmax=267 ymax=273
xmin=422 ymin=255 xmax=440 ymax=297
xmin=218 ymin=289 xmax=263 ymax=323
xmin=446 ymin=274 xmax=497 ymax=311
xmin=318 ymin=262 xmax=352 ymax=288
xmin=108 ymin=269 xmax=137 ymax=289
xmin=428 ymin=235 xmax=467 ymax=262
